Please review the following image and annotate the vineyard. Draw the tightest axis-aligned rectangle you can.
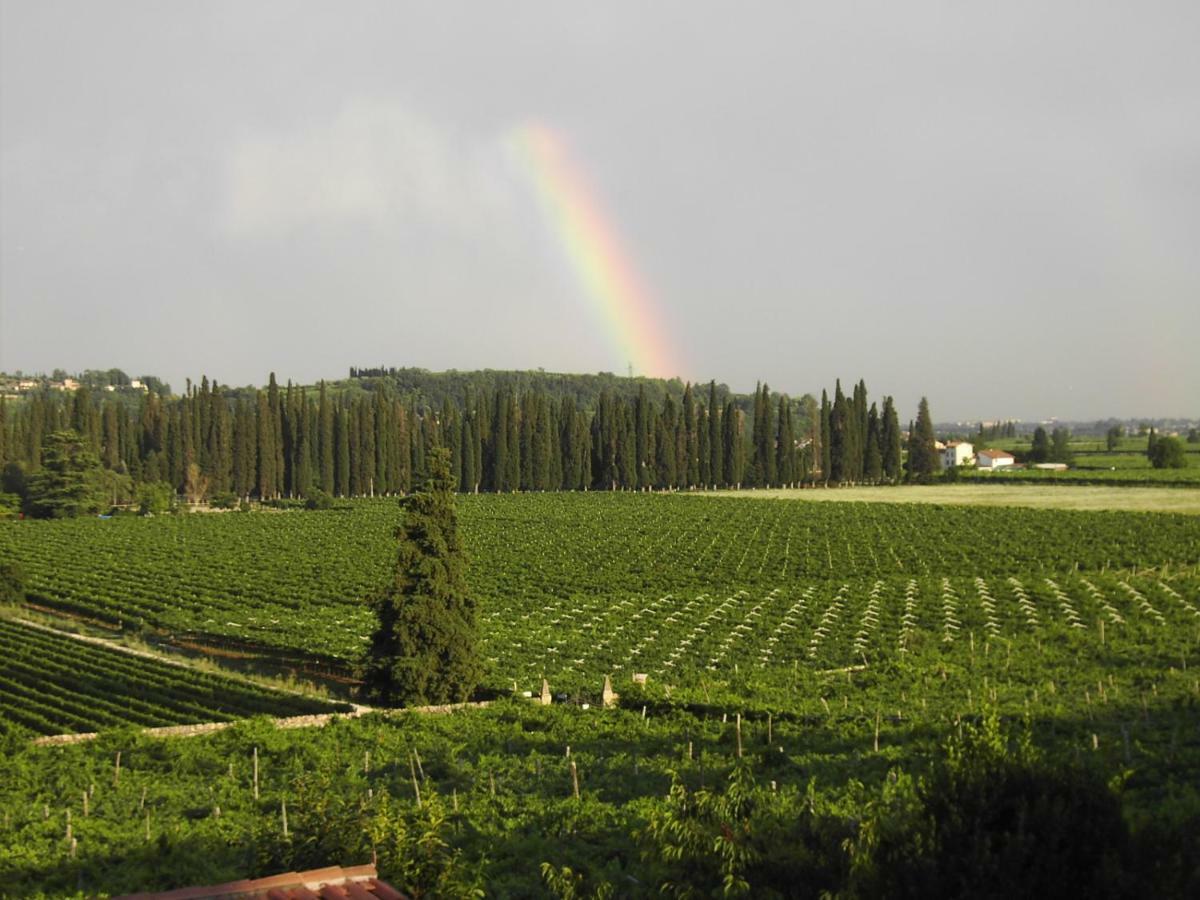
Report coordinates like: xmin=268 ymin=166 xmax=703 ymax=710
xmin=0 ymin=619 xmax=346 ymax=735
xmin=1 ymin=494 xmax=1197 ymax=688
xmin=1 ymin=494 xmax=1199 ymax=895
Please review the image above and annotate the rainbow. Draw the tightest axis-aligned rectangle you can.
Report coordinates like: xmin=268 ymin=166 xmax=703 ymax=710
xmin=507 ymin=123 xmax=682 ymax=380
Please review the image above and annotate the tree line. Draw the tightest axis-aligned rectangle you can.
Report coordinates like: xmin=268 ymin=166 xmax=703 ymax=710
xmin=0 ymin=373 xmax=938 ymax=510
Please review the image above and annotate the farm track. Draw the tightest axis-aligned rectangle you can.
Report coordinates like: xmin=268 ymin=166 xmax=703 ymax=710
xmin=30 ymin=699 xmax=493 ymax=747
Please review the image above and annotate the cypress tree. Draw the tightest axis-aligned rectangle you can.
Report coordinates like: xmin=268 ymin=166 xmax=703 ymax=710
xmin=335 ymin=404 xmax=351 ymax=497
xmin=708 ymin=381 xmax=722 ymax=488
xmin=318 ymin=382 xmax=334 ymax=494
xmin=683 ymin=383 xmax=699 ymax=488
xmin=907 ymin=397 xmax=940 ymax=483
xmin=776 ymin=395 xmax=795 ymax=487
xmin=722 ymin=400 xmax=742 ymax=487
xmin=492 ymin=390 xmax=509 ymax=491
xmin=256 ymin=390 xmax=275 ymax=499
xmin=865 ymin=402 xmax=883 ymax=482
xmin=881 ymin=396 xmax=902 ymax=483
xmin=819 ymin=390 xmax=831 ymax=484
xmin=505 ymin=392 xmax=520 ymax=492
xmin=635 ymin=385 xmax=651 ymax=489
xmin=360 ymin=447 xmax=481 ymax=706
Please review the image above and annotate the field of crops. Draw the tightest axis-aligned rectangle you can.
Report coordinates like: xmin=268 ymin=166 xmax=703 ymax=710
xmin=1 ymin=495 xmax=1198 ymax=691
xmin=0 ymin=618 xmax=345 ymax=735
xmin=2 ymin=493 xmax=1199 ymax=895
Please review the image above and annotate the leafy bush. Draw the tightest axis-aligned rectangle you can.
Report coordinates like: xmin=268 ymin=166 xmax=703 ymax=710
xmin=305 ymin=490 xmax=334 ymax=510
xmin=0 ymin=561 xmax=24 ymax=605
xmin=137 ymin=481 xmax=177 ymax=515
xmin=209 ymin=491 xmax=239 ymax=510
xmin=849 ymin=710 xmax=1130 ymax=899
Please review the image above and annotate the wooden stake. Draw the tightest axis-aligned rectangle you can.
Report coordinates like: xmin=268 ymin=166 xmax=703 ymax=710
xmin=874 ymin=711 xmax=881 ymax=753
xmin=570 ymin=760 xmax=580 ymax=799
xmin=82 ymin=791 xmax=88 ymax=818
xmin=736 ymin=713 xmax=743 ymax=759
xmin=409 ymin=753 xmax=422 ymax=807
xmin=414 ymin=748 xmax=425 ymax=780
xmin=114 ymin=751 xmax=121 ymax=786
xmin=767 ymin=713 xmax=773 ymax=745
xmin=145 ymin=810 xmax=151 ymax=841
xmin=253 ymin=747 xmax=259 ymax=800
xmin=281 ymin=798 xmax=289 ymax=837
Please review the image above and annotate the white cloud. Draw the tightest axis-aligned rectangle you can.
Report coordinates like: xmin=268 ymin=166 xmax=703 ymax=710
xmin=220 ymin=98 xmax=516 ymax=238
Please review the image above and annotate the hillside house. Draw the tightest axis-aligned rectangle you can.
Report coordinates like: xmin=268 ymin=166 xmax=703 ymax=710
xmin=942 ymin=441 xmax=974 ymax=468
xmin=977 ymin=448 xmax=1015 ymax=469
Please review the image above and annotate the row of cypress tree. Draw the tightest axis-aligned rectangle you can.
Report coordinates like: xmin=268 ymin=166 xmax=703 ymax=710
xmin=0 ymin=374 xmax=932 ymax=499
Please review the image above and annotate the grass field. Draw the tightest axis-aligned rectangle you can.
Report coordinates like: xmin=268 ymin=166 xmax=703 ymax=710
xmin=714 ymin=483 xmax=1200 ymax=513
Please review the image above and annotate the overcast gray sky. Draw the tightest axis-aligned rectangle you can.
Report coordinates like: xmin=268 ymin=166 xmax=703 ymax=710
xmin=2 ymin=1 xmax=1197 ymax=421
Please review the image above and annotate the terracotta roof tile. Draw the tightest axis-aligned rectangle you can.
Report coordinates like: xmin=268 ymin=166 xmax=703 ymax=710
xmin=114 ymin=865 xmax=408 ymax=900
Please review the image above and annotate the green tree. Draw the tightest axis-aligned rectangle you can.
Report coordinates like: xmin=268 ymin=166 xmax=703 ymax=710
xmin=24 ymin=430 xmax=107 ymax=518
xmin=1149 ymin=435 xmax=1187 ymax=469
xmin=1029 ymin=427 xmax=1050 ymax=464
xmin=1105 ymin=425 xmax=1124 ymax=451
xmin=360 ymin=447 xmax=481 ymax=706
xmin=906 ymin=398 xmax=940 ymax=484
xmin=1049 ymin=427 xmax=1073 ymax=465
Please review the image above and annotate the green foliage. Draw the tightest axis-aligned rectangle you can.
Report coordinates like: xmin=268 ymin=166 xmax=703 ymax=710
xmin=1029 ymin=426 xmax=1050 ymax=464
xmin=1106 ymin=424 xmax=1124 ymax=451
xmin=209 ymin=491 xmax=238 ymax=510
xmin=370 ymin=789 xmax=486 ymax=898
xmin=640 ymin=760 xmax=848 ymax=898
xmin=1149 ymin=436 xmax=1187 ymax=469
xmin=360 ymin=448 xmax=482 ymax=706
xmin=24 ymin=430 xmax=107 ymax=518
xmin=541 ymin=862 xmax=614 ymax=900
xmin=0 ymin=491 xmax=21 ymax=518
xmin=905 ymin=398 xmax=940 ymax=483
xmin=0 ymin=560 xmax=24 ymax=605
xmin=136 ymin=481 xmax=177 ymax=515
xmin=304 ymin=489 xmax=334 ymax=510
xmin=849 ymin=710 xmax=1130 ymax=899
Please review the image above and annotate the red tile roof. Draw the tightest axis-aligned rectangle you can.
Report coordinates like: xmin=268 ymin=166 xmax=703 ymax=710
xmin=114 ymin=865 xmax=407 ymax=900
xmin=979 ymin=449 xmax=1014 ymax=459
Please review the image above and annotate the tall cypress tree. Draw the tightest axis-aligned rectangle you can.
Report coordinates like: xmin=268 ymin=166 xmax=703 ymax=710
xmin=881 ymin=396 xmax=902 ymax=483
xmin=907 ymin=397 xmax=940 ymax=483
xmin=722 ymin=400 xmax=742 ymax=487
xmin=360 ymin=447 xmax=481 ymax=706
xmin=318 ymin=382 xmax=334 ymax=494
xmin=865 ymin=402 xmax=883 ymax=483
xmin=819 ymin=390 xmax=831 ymax=484
xmin=708 ymin=381 xmax=722 ymax=488
xmin=333 ymin=404 xmax=349 ymax=496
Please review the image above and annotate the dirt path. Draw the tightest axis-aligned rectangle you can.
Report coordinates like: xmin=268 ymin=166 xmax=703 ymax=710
xmin=31 ymin=699 xmax=491 ymax=747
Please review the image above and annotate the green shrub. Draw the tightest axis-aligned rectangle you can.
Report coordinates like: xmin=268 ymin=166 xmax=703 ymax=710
xmin=0 ymin=561 xmax=25 ymax=605
xmin=305 ymin=490 xmax=334 ymax=510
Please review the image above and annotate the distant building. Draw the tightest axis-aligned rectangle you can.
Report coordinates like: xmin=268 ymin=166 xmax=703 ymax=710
xmin=1033 ymin=462 xmax=1068 ymax=471
xmin=942 ymin=441 xmax=974 ymax=468
xmin=977 ymin=449 xmax=1015 ymax=469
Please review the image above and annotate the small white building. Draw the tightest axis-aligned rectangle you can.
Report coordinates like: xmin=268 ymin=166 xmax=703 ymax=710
xmin=942 ymin=441 xmax=974 ymax=468
xmin=977 ymin=449 xmax=1015 ymax=469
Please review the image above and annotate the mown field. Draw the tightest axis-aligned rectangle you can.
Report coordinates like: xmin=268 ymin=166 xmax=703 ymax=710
xmin=2 ymin=494 xmax=1199 ymax=896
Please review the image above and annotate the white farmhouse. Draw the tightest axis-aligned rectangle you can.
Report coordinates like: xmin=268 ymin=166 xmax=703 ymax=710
xmin=977 ymin=448 xmax=1015 ymax=469
xmin=941 ymin=441 xmax=974 ymax=468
